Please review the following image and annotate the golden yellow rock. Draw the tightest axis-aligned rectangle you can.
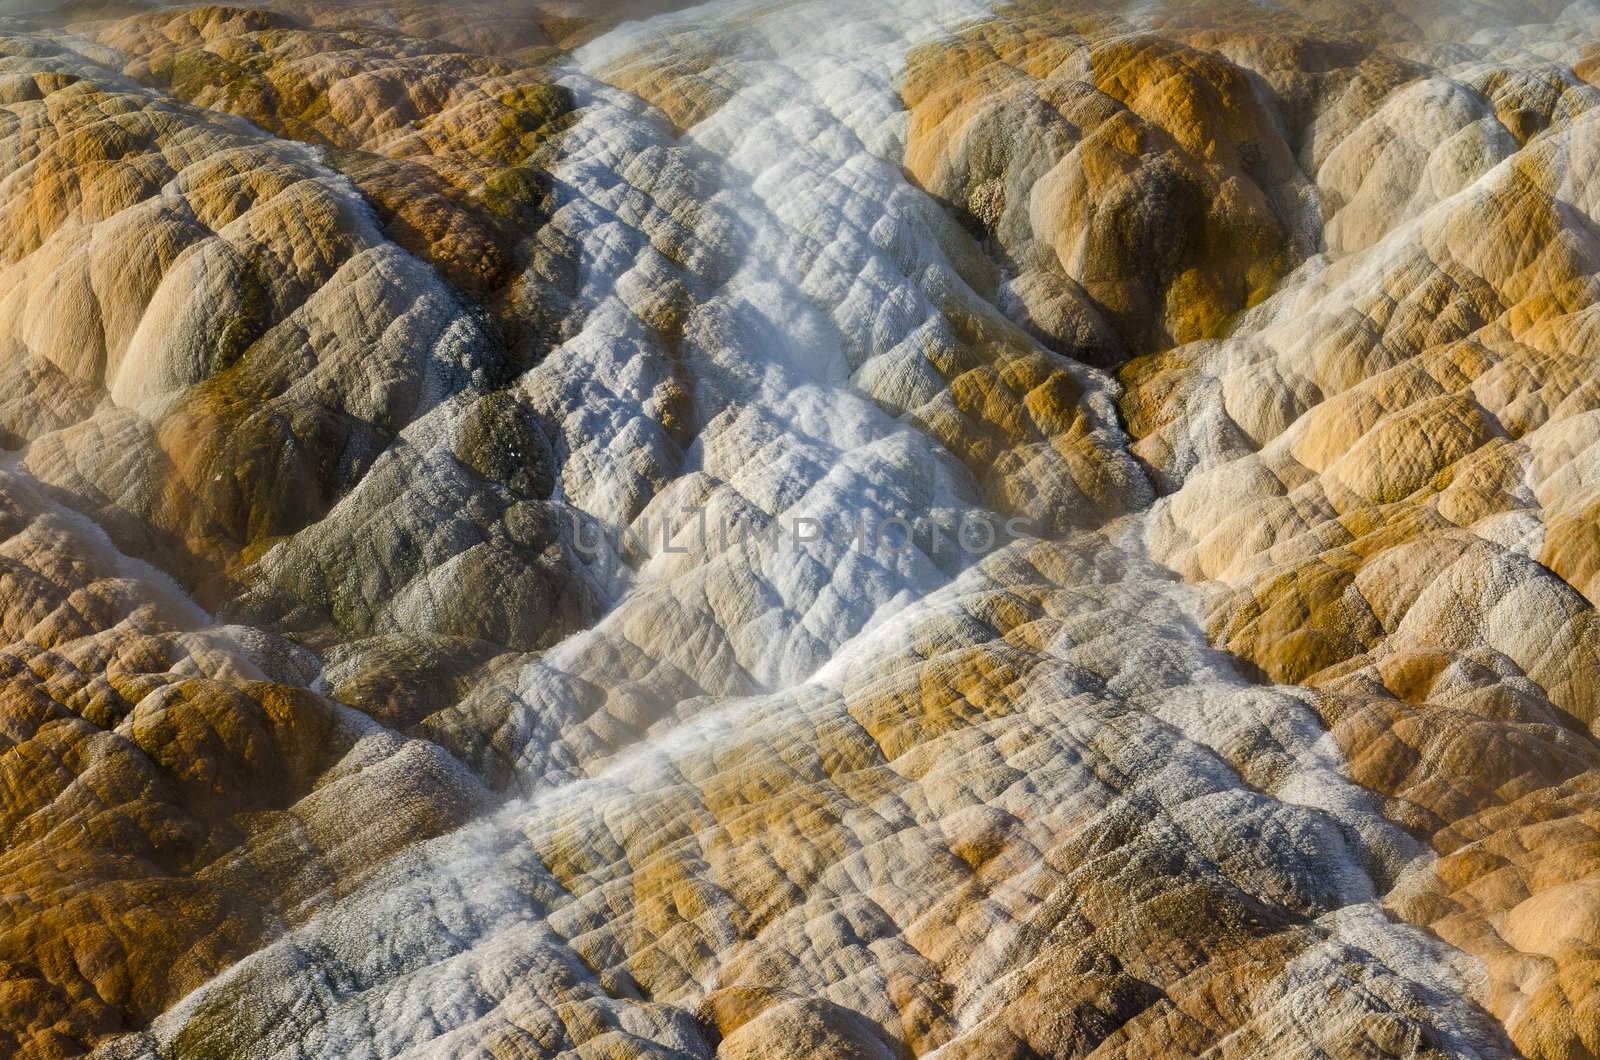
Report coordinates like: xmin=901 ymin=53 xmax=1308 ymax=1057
xmin=1 ymin=0 xmax=1600 ymax=1058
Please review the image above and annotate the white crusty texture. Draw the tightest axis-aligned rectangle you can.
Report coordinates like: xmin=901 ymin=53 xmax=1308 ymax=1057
xmin=3 ymin=0 xmax=1600 ymax=1058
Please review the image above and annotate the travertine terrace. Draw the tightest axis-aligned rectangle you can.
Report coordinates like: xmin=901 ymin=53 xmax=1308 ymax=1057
xmin=2 ymin=0 xmax=1600 ymax=1057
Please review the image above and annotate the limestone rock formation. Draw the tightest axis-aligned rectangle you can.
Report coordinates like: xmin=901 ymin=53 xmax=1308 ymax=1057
xmin=0 ymin=0 xmax=1599 ymax=1058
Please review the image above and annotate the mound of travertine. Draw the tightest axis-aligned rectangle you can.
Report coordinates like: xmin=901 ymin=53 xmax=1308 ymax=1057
xmin=0 ymin=461 xmax=497 ymax=1058
xmin=3 ymin=0 xmax=1600 ymax=1057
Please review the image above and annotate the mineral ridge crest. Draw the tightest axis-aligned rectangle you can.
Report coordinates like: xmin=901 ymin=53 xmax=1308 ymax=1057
xmin=1 ymin=0 xmax=1599 ymax=1058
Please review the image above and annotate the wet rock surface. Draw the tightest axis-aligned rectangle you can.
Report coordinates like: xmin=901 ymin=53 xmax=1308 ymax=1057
xmin=1 ymin=0 xmax=1600 ymax=1057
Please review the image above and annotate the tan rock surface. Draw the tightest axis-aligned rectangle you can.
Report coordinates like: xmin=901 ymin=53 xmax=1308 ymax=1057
xmin=2 ymin=0 xmax=1600 ymax=1057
